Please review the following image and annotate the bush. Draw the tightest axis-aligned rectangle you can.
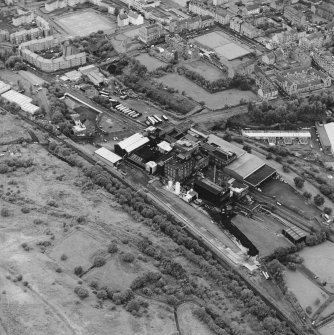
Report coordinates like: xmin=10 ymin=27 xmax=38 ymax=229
xmin=97 ymin=289 xmax=108 ymax=300
xmin=121 ymin=252 xmax=135 ymax=263
xmin=303 ymin=191 xmax=312 ymax=200
xmin=90 ymin=280 xmax=99 ymax=289
xmin=21 ymin=207 xmax=30 ymax=213
xmin=266 ymin=153 xmax=273 ymax=160
xmin=294 ymin=177 xmax=305 ymax=189
xmin=60 ymin=254 xmax=68 ymax=261
xmin=56 ymin=267 xmax=62 ymax=273
xmin=324 ymin=207 xmax=332 ymax=215
xmin=74 ymin=286 xmax=89 ymax=299
xmin=107 ymin=243 xmax=118 ymax=254
xmin=74 ymin=266 xmax=83 ymax=276
xmin=93 ymin=256 xmax=106 ymax=267
xmin=314 ymin=194 xmax=325 ymax=207
xmin=126 ymin=299 xmax=141 ymax=312
xmin=282 ymin=165 xmax=290 ymax=173
xmin=306 ymin=306 xmax=312 ymax=315
xmin=1 ymin=208 xmax=10 ymax=217
xmin=275 ymin=156 xmax=282 ymax=163
xmin=242 ymin=144 xmax=252 ymax=153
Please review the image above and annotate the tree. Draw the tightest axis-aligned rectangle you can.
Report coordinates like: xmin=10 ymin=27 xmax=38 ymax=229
xmin=303 ymin=191 xmax=312 ymax=200
xmin=283 ymin=165 xmax=290 ymax=173
xmin=324 ymin=207 xmax=332 ymax=215
xmin=294 ymin=177 xmax=305 ymax=189
xmin=74 ymin=286 xmax=89 ymax=299
xmin=243 ymin=144 xmax=252 ymax=153
xmin=93 ymin=256 xmax=106 ymax=267
xmin=74 ymin=266 xmax=83 ymax=276
xmin=314 ymin=194 xmax=325 ymax=207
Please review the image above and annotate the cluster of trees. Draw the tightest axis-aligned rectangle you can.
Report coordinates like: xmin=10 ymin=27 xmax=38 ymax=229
xmin=245 ymin=92 xmax=334 ymax=127
xmin=0 ymin=157 xmax=34 ymax=174
xmin=5 ymin=56 xmax=27 ymax=71
xmin=265 ymin=231 xmax=328 ymax=272
xmin=117 ymin=57 xmax=194 ymax=114
xmin=151 ymin=64 xmax=175 ymax=77
xmin=71 ymin=31 xmax=114 ymax=59
xmin=177 ymin=66 xmax=254 ymax=93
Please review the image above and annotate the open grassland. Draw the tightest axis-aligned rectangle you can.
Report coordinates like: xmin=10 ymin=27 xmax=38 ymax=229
xmin=300 ymin=242 xmax=334 ymax=292
xmin=284 ymin=270 xmax=328 ymax=315
xmin=135 ymin=53 xmax=166 ymax=72
xmin=184 ymin=60 xmax=227 ymax=82
xmin=319 ymin=321 xmax=334 ymax=335
xmin=155 ymin=73 xmax=257 ymax=110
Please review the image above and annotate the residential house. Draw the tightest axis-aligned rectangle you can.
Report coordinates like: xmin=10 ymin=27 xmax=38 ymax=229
xmin=117 ymin=13 xmax=129 ymax=26
xmin=128 ymin=10 xmax=144 ymax=25
xmin=138 ymin=23 xmax=163 ymax=44
xmin=299 ymin=32 xmax=324 ymax=49
xmin=230 ymin=16 xmax=243 ymax=33
xmin=262 ymin=52 xmax=275 ymax=65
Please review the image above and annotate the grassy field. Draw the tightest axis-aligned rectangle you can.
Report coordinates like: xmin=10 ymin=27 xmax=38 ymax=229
xmin=135 ymin=53 xmax=166 ymax=72
xmin=319 ymin=321 xmax=334 ymax=335
xmin=261 ymin=179 xmax=320 ymax=218
xmin=177 ymin=302 xmax=215 ymax=335
xmin=184 ymin=60 xmax=227 ymax=82
xmin=155 ymin=73 xmax=257 ymax=110
xmin=232 ymin=213 xmax=291 ymax=258
xmin=284 ymin=270 xmax=328 ymax=315
xmin=54 ymin=9 xmax=116 ymax=37
xmin=300 ymin=242 xmax=334 ymax=292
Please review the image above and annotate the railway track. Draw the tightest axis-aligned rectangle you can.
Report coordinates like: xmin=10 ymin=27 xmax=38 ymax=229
xmin=8 ymin=108 xmax=312 ymax=335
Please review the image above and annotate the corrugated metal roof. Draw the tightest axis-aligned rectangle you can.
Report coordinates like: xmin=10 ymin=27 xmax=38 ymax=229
xmin=118 ymin=133 xmax=143 ymax=150
xmin=95 ymin=147 xmax=122 ymax=164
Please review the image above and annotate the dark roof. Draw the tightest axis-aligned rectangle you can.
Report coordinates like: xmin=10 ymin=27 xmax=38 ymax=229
xmin=244 ymin=164 xmax=276 ymax=187
xmin=283 ymin=227 xmax=307 ymax=241
xmin=194 ymin=178 xmax=224 ymax=196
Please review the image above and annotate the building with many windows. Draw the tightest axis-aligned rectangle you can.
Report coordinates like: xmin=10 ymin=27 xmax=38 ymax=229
xmin=12 ymin=9 xmax=34 ymax=26
xmin=19 ymin=37 xmax=86 ymax=72
xmin=275 ymin=66 xmax=331 ymax=96
xmin=138 ymin=23 xmax=163 ymax=44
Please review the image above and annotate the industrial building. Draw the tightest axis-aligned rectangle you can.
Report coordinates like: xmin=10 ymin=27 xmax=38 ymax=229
xmin=224 ymin=153 xmax=276 ymax=188
xmin=242 ymin=129 xmax=311 ymax=145
xmin=282 ymin=227 xmax=307 ymax=244
xmin=114 ymin=133 xmax=150 ymax=157
xmin=94 ymin=147 xmax=122 ymax=166
xmin=316 ymin=122 xmax=334 ymax=155
xmin=1 ymin=89 xmax=39 ymax=115
xmin=194 ymin=178 xmax=230 ymax=206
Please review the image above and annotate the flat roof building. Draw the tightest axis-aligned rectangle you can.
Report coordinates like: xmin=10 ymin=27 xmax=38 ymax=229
xmin=1 ymin=89 xmax=39 ymax=115
xmin=194 ymin=178 xmax=229 ymax=206
xmin=94 ymin=147 xmax=122 ymax=166
xmin=0 ymin=80 xmax=11 ymax=94
xmin=114 ymin=133 xmax=150 ymax=156
xmin=316 ymin=122 xmax=333 ymax=155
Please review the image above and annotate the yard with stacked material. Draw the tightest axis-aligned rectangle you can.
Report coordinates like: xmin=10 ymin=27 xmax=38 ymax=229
xmin=0 ymin=112 xmax=304 ymax=335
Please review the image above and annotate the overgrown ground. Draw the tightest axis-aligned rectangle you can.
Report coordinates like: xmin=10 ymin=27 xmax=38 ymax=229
xmin=0 ymin=112 xmax=306 ymax=335
xmin=154 ymin=73 xmax=257 ymax=110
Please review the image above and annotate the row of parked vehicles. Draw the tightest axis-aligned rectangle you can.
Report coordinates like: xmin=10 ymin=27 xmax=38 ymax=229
xmin=99 ymin=89 xmax=169 ymax=123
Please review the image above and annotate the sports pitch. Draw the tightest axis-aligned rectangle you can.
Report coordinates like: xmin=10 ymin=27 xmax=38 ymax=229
xmin=193 ymin=31 xmax=251 ymax=60
xmin=54 ymin=10 xmax=116 ymax=37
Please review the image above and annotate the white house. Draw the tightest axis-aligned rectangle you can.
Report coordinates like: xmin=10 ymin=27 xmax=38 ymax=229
xmin=128 ymin=10 xmax=144 ymax=25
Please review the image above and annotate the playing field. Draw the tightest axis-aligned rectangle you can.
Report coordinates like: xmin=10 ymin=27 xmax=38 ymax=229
xmin=184 ymin=60 xmax=226 ymax=82
xmin=54 ymin=10 xmax=116 ymax=37
xmin=193 ymin=31 xmax=251 ymax=60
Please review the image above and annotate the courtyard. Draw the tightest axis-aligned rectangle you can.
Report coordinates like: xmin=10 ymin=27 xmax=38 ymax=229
xmin=53 ymin=9 xmax=116 ymax=37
